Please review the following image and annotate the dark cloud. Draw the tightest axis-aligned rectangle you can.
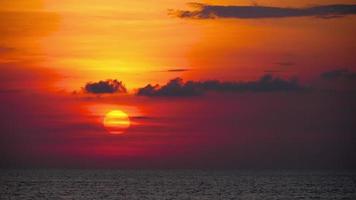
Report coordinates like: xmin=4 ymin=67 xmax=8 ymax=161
xmin=84 ymin=79 xmax=127 ymax=94
xmin=321 ymin=69 xmax=356 ymax=81
xmin=137 ymin=75 xmax=305 ymax=97
xmin=167 ymin=69 xmax=190 ymax=72
xmin=131 ymin=116 xmax=156 ymax=120
xmin=170 ymin=3 xmax=356 ymax=19
xmin=137 ymin=78 xmax=201 ymax=97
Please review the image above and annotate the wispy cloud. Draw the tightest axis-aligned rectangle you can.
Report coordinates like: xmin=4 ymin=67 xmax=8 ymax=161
xmin=167 ymin=69 xmax=190 ymax=72
xmin=321 ymin=69 xmax=356 ymax=81
xmin=170 ymin=3 xmax=356 ymax=19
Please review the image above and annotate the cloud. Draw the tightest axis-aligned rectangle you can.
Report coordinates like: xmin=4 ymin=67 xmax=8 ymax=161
xmin=154 ymin=68 xmax=190 ymax=73
xmin=137 ymin=78 xmax=201 ymax=97
xmin=170 ymin=3 xmax=356 ymax=19
xmin=167 ymin=69 xmax=190 ymax=72
xmin=84 ymin=79 xmax=127 ymax=94
xmin=321 ymin=69 xmax=356 ymax=81
xmin=137 ymin=75 xmax=305 ymax=97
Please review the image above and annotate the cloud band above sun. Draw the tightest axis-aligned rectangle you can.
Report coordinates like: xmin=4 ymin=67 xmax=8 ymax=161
xmin=137 ymin=75 xmax=305 ymax=97
xmin=82 ymin=69 xmax=356 ymax=96
xmin=169 ymin=3 xmax=356 ymax=19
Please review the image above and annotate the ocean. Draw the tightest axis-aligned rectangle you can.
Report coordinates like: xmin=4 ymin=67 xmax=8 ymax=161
xmin=1 ymin=170 xmax=355 ymax=199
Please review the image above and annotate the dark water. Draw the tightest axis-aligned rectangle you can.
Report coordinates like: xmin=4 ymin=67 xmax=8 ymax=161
xmin=1 ymin=170 xmax=356 ymax=200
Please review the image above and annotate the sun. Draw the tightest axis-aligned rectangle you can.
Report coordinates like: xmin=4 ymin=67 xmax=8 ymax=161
xmin=103 ymin=110 xmax=130 ymax=135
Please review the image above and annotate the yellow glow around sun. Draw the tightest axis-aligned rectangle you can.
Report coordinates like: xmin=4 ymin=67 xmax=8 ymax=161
xmin=103 ymin=110 xmax=130 ymax=134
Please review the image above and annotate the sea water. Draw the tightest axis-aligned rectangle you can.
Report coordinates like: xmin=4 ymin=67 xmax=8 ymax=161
xmin=1 ymin=170 xmax=355 ymax=199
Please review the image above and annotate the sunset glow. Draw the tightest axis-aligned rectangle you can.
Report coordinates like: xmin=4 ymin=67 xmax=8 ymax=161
xmin=1 ymin=0 xmax=356 ymax=170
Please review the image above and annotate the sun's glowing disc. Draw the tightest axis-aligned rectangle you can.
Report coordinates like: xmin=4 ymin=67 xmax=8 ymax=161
xmin=103 ymin=110 xmax=130 ymax=134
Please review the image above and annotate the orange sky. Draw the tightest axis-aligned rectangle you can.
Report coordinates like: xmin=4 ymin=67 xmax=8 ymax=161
xmin=1 ymin=0 xmax=355 ymax=92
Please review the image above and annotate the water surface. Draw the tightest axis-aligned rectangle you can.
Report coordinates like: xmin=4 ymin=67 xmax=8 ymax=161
xmin=1 ymin=170 xmax=355 ymax=199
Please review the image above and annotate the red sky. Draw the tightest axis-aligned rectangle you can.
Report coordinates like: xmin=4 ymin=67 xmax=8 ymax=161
xmin=0 ymin=0 xmax=356 ymax=169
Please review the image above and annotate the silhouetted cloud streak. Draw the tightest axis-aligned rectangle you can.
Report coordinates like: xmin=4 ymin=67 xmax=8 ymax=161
xmin=170 ymin=3 xmax=356 ymax=19
xmin=137 ymin=75 xmax=305 ymax=97
xmin=84 ymin=79 xmax=127 ymax=94
xmin=167 ymin=69 xmax=190 ymax=72
xmin=321 ymin=69 xmax=356 ymax=81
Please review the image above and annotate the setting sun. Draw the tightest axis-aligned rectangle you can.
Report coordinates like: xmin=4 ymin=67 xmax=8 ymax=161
xmin=103 ymin=110 xmax=130 ymax=135
xmin=1 ymin=0 xmax=356 ymax=198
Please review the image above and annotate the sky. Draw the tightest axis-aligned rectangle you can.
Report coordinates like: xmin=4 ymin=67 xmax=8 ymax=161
xmin=0 ymin=0 xmax=356 ymax=169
